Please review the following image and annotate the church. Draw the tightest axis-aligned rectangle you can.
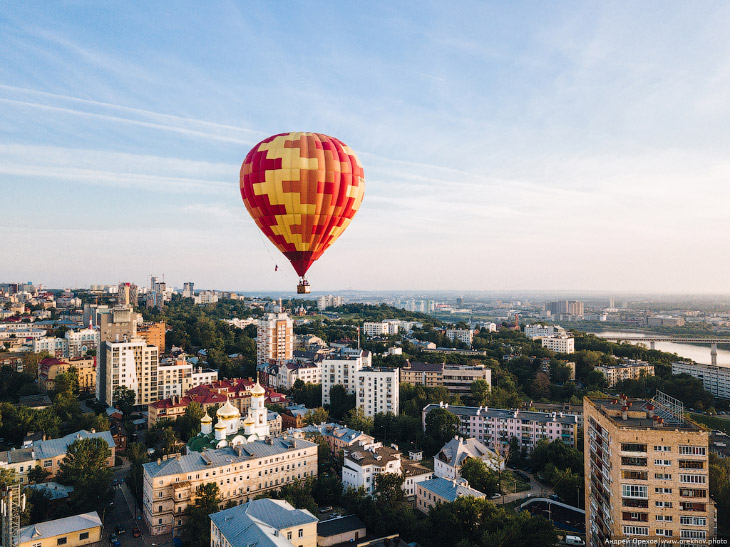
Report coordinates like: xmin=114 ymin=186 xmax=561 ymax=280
xmin=188 ymin=379 xmax=275 ymax=451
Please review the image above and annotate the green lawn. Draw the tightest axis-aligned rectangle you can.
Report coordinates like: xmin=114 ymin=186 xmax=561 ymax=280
xmin=500 ymin=471 xmax=530 ymax=494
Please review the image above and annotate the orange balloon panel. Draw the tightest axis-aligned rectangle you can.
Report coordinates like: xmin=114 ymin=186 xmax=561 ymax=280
xmin=240 ymin=132 xmax=365 ymax=277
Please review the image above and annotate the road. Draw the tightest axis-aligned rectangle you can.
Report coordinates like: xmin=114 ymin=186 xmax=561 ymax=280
xmin=102 ymin=465 xmax=173 ymax=547
xmin=500 ymin=470 xmax=551 ymax=505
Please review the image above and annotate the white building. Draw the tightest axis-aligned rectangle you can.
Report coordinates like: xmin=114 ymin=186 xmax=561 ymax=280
xmin=355 ymin=367 xmax=399 ymax=417
xmin=524 ymin=324 xmax=566 ymax=340
xmin=433 ymin=437 xmax=503 ymax=480
xmin=65 ymin=328 xmax=100 ymax=359
xmin=445 ymin=329 xmax=473 ymax=345
xmin=270 ymin=361 xmax=321 ymax=391
xmin=193 ymin=290 xmax=218 ymax=304
xmin=157 ymin=359 xmax=218 ymax=399
xmin=96 ymin=339 xmax=159 ymax=406
xmin=32 ymin=336 xmax=68 ymax=358
xmin=362 ymin=322 xmax=388 ymax=337
xmin=672 ymin=361 xmax=730 ymax=399
xmin=321 ymin=348 xmax=371 ymax=405
xmin=541 ymin=336 xmax=575 ymax=354
xmin=257 ymin=313 xmax=293 ymax=365
xmin=181 ymin=282 xmax=194 ymax=298
xmin=317 ymin=295 xmax=343 ymax=310
xmin=342 ymin=441 xmax=431 ymax=498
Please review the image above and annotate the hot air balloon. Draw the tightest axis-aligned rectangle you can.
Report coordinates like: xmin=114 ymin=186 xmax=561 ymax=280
xmin=240 ymin=132 xmax=365 ymax=293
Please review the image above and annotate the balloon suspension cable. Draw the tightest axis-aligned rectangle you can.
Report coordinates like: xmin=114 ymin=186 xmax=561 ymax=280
xmin=255 ymin=228 xmax=297 ymax=284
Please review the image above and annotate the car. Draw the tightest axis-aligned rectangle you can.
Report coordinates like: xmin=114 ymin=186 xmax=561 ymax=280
xmin=565 ymin=535 xmax=585 ymax=545
xmin=108 ymin=533 xmax=117 ymax=543
xmin=550 ymin=494 xmax=562 ymax=502
xmin=318 ymin=506 xmax=333 ymax=513
xmin=112 ymin=541 xmax=121 ymax=547
xmin=490 ymin=493 xmax=502 ymax=499
xmin=132 ymin=528 xmax=141 ymax=538
xmin=116 ymin=525 xmax=125 ymax=535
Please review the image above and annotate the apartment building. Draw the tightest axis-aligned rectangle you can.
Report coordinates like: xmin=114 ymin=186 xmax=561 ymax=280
xmin=342 ymin=441 xmax=431 ymax=498
xmin=524 ymin=324 xmax=566 ymax=340
xmin=65 ymin=328 xmax=100 ymax=359
xmin=156 ymin=358 xmax=218 ymax=399
xmin=210 ymin=498 xmax=318 ymax=547
xmin=400 ymin=361 xmax=491 ymax=395
xmin=416 ymin=477 xmax=485 ymax=514
xmin=136 ymin=321 xmax=166 ymax=353
xmin=672 ymin=361 xmax=730 ymax=400
xmin=584 ymin=395 xmax=714 ymax=546
xmin=321 ymin=348 xmax=370 ymax=405
xmin=257 ymin=313 xmax=293 ymax=365
xmin=34 ymin=430 xmax=116 ymax=478
xmin=355 ymin=367 xmax=399 ymax=417
xmin=363 ymin=321 xmax=400 ymax=337
xmin=287 ymin=423 xmax=375 ymax=456
xmin=148 ymin=391 xmax=228 ymax=427
xmin=541 ymin=336 xmax=575 ymax=354
xmin=422 ymin=403 xmax=578 ymax=455
xmin=39 ymin=357 xmax=96 ymax=393
xmin=596 ymin=359 xmax=655 ymax=387
xmin=445 ymin=329 xmax=473 ymax=346
xmin=317 ymin=295 xmax=343 ymax=310
xmin=98 ymin=305 xmax=138 ymax=343
xmin=96 ymin=339 xmax=159 ymax=406
xmin=434 ymin=437 xmax=503 ymax=479
xmin=265 ymin=360 xmax=321 ymax=391
xmin=142 ymin=438 xmax=317 ymax=536
xmin=32 ymin=337 xmax=68 ymax=358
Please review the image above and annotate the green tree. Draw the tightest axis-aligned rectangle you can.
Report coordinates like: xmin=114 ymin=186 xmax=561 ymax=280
xmin=163 ymin=426 xmax=179 ymax=455
xmin=470 ymin=380 xmax=490 ymax=406
xmin=530 ymin=372 xmax=551 ymax=400
xmin=56 ymin=437 xmax=113 ymax=513
xmin=459 ymin=457 xmax=498 ymax=496
xmin=344 ymin=407 xmax=374 ymax=434
xmin=304 ymin=407 xmax=329 ymax=425
xmin=177 ymin=401 xmax=205 ymax=441
xmin=113 ymin=386 xmax=136 ymax=415
xmin=424 ymin=408 xmax=460 ymax=454
xmin=183 ymin=482 xmax=220 ymax=547
xmin=27 ymin=465 xmax=50 ymax=484
xmin=127 ymin=442 xmax=149 ymax=506
xmin=374 ymin=472 xmax=405 ymax=504
xmin=329 ymin=385 xmax=355 ymax=420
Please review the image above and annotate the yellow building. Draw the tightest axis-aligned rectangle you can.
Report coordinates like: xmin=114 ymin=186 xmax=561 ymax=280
xmin=584 ymin=395 xmax=714 ymax=546
xmin=19 ymin=512 xmax=102 ymax=547
xmin=137 ymin=321 xmax=166 ymax=353
xmin=210 ymin=498 xmax=318 ymax=547
xmin=38 ymin=357 xmax=95 ymax=393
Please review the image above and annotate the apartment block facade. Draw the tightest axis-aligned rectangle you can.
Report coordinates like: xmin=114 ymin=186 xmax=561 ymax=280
xmin=672 ymin=361 xmax=730 ymax=400
xmin=355 ymin=367 xmax=399 ymax=417
xmin=321 ymin=348 xmax=371 ymax=405
xmin=541 ymin=336 xmax=575 ymax=354
xmin=422 ymin=403 xmax=578 ymax=456
xmin=596 ymin=360 xmax=655 ymax=387
xmin=96 ymin=339 xmax=159 ymax=406
xmin=257 ymin=313 xmax=293 ymax=365
xmin=584 ymin=396 xmax=714 ymax=546
xmin=400 ymin=361 xmax=491 ymax=395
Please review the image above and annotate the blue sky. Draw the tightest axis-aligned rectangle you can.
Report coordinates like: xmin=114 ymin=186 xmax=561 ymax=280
xmin=2 ymin=2 xmax=730 ymax=292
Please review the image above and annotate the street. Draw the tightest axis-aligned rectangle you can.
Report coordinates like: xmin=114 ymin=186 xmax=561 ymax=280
xmin=102 ymin=465 xmax=173 ymax=547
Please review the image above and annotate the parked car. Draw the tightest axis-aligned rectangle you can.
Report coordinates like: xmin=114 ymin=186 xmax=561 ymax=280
xmin=565 ymin=535 xmax=585 ymax=545
xmin=109 ymin=533 xmax=117 ymax=543
xmin=132 ymin=528 xmax=141 ymax=538
xmin=490 ymin=493 xmax=502 ymax=499
xmin=550 ymin=494 xmax=562 ymax=502
xmin=318 ymin=506 xmax=333 ymax=513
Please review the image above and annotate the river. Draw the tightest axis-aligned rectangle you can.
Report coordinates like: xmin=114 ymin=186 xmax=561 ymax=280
xmin=592 ymin=331 xmax=730 ymax=366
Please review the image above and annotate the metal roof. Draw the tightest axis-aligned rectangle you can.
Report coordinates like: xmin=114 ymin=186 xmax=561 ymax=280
xmin=34 ymin=430 xmax=116 ymax=460
xmin=19 ymin=512 xmax=101 ymax=543
xmin=419 ymin=477 xmax=485 ymax=502
xmin=423 ymin=403 xmax=579 ymax=425
xmin=317 ymin=515 xmax=366 ymax=537
xmin=210 ymin=499 xmax=317 ymax=547
xmin=144 ymin=438 xmax=316 ymax=479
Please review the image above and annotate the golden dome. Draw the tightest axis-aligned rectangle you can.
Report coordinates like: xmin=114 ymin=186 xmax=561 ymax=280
xmin=201 ymin=414 xmax=212 ymax=423
xmin=244 ymin=415 xmax=255 ymax=426
xmin=251 ymin=381 xmax=265 ymax=396
xmin=216 ymin=400 xmax=240 ymax=418
xmin=214 ymin=422 xmax=226 ymax=430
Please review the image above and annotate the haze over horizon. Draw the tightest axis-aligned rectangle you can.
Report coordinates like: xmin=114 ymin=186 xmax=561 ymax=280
xmin=3 ymin=3 xmax=730 ymax=292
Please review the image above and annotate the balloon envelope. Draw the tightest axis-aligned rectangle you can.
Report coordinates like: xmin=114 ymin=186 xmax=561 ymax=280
xmin=240 ymin=132 xmax=365 ymax=277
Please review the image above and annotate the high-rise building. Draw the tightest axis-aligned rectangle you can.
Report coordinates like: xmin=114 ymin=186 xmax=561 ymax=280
xmin=541 ymin=336 xmax=575 ymax=354
xmin=317 ymin=295 xmax=343 ymax=310
xmin=98 ymin=306 xmax=138 ymax=344
xmin=321 ymin=348 xmax=371 ymax=405
xmin=256 ymin=313 xmax=293 ymax=365
xmin=182 ymin=282 xmax=194 ymax=298
xmin=136 ymin=321 xmax=166 ymax=353
xmin=96 ymin=339 xmax=158 ymax=406
xmin=546 ymin=300 xmax=585 ymax=317
xmin=584 ymin=395 xmax=714 ymax=546
xmin=356 ymin=367 xmax=399 ymax=417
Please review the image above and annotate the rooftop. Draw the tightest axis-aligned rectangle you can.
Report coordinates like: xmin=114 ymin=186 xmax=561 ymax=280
xmin=423 ymin=403 xmax=579 ymax=425
xmin=19 ymin=512 xmax=101 ymax=543
xmin=35 ymin=430 xmax=115 ymax=460
xmin=344 ymin=444 xmax=400 ymax=468
xmin=317 ymin=515 xmax=366 ymax=538
xmin=586 ymin=396 xmax=702 ymax=431
xmin=145 ymin=438 xmax=316 ymax=478
xmin=419 ymin=477 xmax=485 ymax=502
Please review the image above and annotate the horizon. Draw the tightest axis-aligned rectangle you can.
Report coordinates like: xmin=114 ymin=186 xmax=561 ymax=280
xmin=3 ymin=3 xmax=730 ymax=292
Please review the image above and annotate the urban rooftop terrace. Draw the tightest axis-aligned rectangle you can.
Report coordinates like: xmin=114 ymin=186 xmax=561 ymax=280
xmin=586 ymin=395 xmax=703 ymax=431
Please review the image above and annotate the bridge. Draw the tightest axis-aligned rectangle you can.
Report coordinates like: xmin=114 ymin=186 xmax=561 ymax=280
xmin=598 ymin=335 xmax=730 ymax=365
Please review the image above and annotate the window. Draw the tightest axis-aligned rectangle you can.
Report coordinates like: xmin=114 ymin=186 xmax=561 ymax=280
xmin=622 ymin=485 xmax=648 ymax=498
xmin=287 ymin=532 xmax=292 ymax=540
xmin=654 ymin=445 xmax=671 ymax=452
xmin=680 ymin=516 xmax=707 ymax=526
xmin=655 ymin=515 xmax=672 ymax=522
xmin=622 ymin=526 xmax=648 ymax=536
xmin=299 ymin=529 xmax=304 ymax=538
xmin=681 ymin=530 xmax=707 ymax=540
xmin=654 ymin=473 xmax=672 ymax=480
xmin=680 ymin=474 xmax=706 ymax=484
xmin=655 ymin=488 xmax=673 ymax=494
xmin=158 ymin=505 xmax=163 ymax=512
xmin=43 ymin=460 xmax=52 ymax=468
xmin=57 ymin=539 xmax=67 ymax=546
xmin=654 ymin=459 xmax=671 ymax=466
xmin=158 ymin=519 xmax=162 ymax=525
xmin=621 ymin=443 xmax=647 ymax=452
xmin=679 ymin=446 xmax=706 ymax=456
xmin=655 ymin=501 xmax=673 ymax=508
xmin=79 ymin=532 xmax=89 ymax=540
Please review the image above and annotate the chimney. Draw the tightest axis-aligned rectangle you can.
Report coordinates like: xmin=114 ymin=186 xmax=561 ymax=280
xmin=157 ymin=458 xmax=162 ymax=465
xmin=622 ymin=406 xmax=628 ymax=421
xmin=647 ymin=404 xmax=654 ymax=419
xmin=90 ymin=428 xmax=95 ymax=434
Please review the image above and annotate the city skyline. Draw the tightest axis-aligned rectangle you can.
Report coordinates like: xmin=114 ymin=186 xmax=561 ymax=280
xmin=3 ymin=3 xmax=730 ymax=291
